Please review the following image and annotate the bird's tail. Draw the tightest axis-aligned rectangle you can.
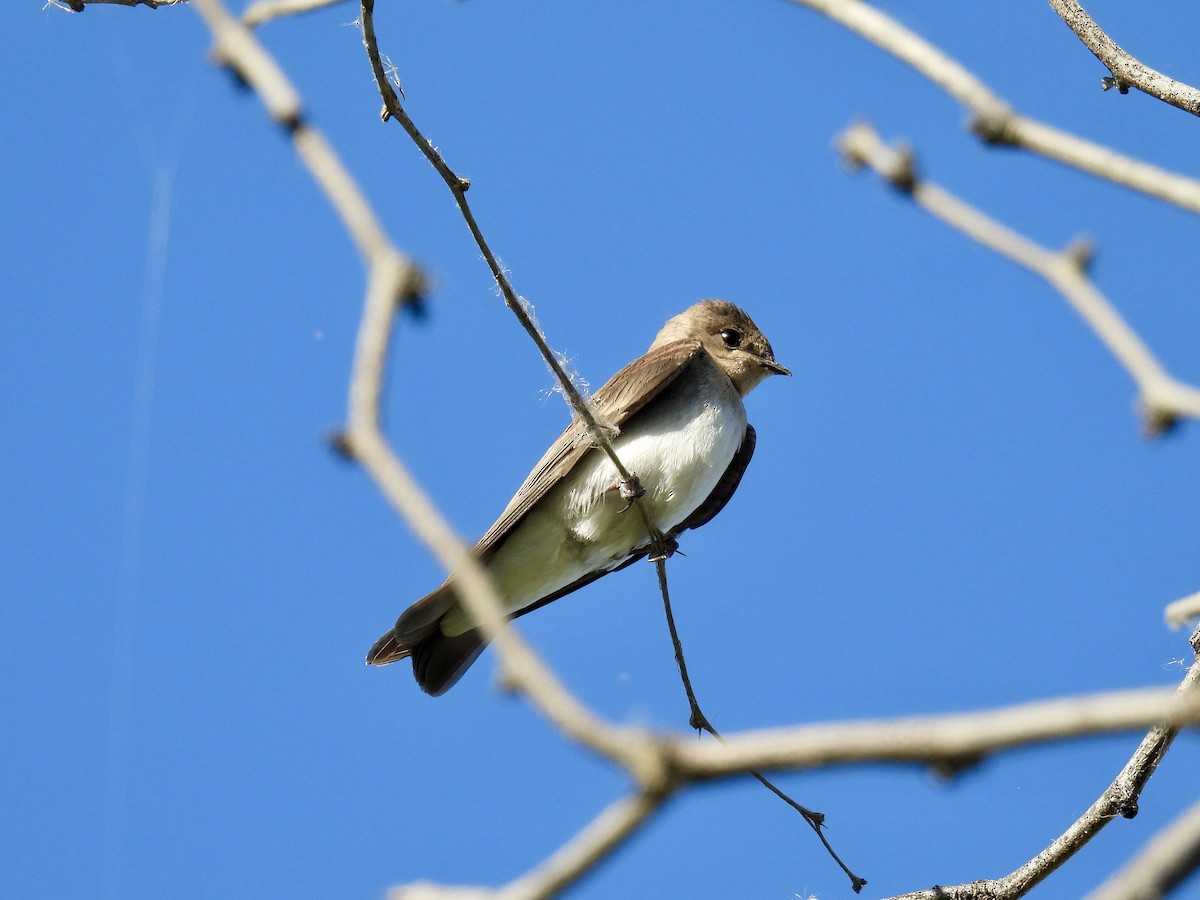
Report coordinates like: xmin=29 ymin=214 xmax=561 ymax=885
xmin=366 ymin=582 xmax=488 ymax=695
xmin=365 ymin=629 xmax=411 ymax=666
xmin=366 ymin=625 xmax=486 ymax=696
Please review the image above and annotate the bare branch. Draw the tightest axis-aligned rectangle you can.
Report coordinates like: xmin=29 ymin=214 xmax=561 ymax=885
xmin=1048 ymin=0 xmax=1200 ymax=116
xmin=185 ymin=0 xmax=659 ymax=783
xmin=148 ymin=6 xmax=1200 ymax=899
xmin=58 ymin=0 xmax=350 ymax=24
xmin=786 ymin=0 xmax=1200 ymax=215
xmin=379 ymin=682 xmax=1200 ymax=900
xmin=838 ymin=121 xmax=1200 ymax=434
xmin=54 ymin=0 xmax=187 ymax=10
xmin=669 ymin=685 xmax=1199 ymax=778
xmin=496 ymin=792 xmax=664 ymax=900
xmin=356 ymin=0 xmax=674 ymax=560
xmin=883 ymin=629 xmax=1200 ymax=900
xmin=654 ymin=559 xmax=867 ymax=891
xmin=1166 ymin=592 xmax=1200 ymax=630
xmin=242 ymin=0 xmax=349 ymax=28
xmin=1087 ymin=795 xmax=1200 ymax=900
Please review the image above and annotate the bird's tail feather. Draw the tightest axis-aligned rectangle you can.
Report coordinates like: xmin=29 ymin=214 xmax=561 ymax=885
xmin=365 ymin=629 xmax=411 ymax=667
xmin=367 ymin=581 xmax=484 ymax=692
xmin=411 ymin=629 xmax=486 ymax=696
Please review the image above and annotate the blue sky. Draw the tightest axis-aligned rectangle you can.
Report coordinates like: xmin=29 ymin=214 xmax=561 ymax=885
xmin=5 ymin=1 xmax=1198 ymax=898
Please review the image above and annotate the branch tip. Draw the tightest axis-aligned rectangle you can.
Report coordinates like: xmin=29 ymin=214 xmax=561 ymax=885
xmin=968 ymin=111 xmax=1015 ymax=146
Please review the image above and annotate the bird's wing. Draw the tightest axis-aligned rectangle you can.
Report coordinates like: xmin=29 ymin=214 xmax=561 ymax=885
xmin=673 ymin=424 xmax=756 ymax=533
xmin=473 ymin=338 xmax=711 ymax=561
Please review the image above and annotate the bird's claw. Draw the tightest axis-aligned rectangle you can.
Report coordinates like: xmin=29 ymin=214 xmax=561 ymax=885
xmin=648 ymin=536 xmax=680 ymax=561
xmin=616 ymin=473 xmax=645 ymax=512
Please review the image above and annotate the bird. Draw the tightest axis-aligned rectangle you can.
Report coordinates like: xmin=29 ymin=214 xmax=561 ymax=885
xmin=367 ymin=299 xmax=789 ymax=695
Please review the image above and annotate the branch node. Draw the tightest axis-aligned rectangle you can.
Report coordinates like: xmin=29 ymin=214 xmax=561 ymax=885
xmin=929 ymin=752 xmax=985 ymax=781
xmin=1138 ymin=397 xmax=1179 ymax=439
xmin=1062 ymin=237 xmax=1095 ymax=274
xmin=837 ymin=121 xmax=916 ymax=193
xmin=328 ymin=429 xmax=357 ymax=462
xmin=968 ymin=111 xmax=1016 ymax=146
xmin=213 ymin=52 xmax=252 ymax=92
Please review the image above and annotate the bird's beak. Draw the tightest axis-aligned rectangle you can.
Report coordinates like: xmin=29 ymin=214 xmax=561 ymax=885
xmin=762 ymin=358 xmax=791 ymax=377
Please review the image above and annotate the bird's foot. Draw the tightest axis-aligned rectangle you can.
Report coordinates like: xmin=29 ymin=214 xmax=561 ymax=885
xmin=615 ymin=472 xmax=646 ymax=512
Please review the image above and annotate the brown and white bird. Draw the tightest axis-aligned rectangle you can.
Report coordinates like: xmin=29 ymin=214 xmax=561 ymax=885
xmin=367 ymin=299 xmax=789 ymax=695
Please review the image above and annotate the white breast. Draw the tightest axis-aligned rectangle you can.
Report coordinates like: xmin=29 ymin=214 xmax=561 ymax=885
xmin=563 ymin=362 xmax=747 ymax=545
xmin=451 ymin=361 xmax=748 ymax=630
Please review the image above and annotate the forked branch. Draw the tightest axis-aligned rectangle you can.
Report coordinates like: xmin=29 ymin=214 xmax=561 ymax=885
xmin=838 ymin=121 xmax=1200 ymax=434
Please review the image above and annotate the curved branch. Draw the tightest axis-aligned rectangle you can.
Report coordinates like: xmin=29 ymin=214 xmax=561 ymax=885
xmin=786 ymin=0 xmax=1200 ymax=215
xmin=55 ymin=0 xmax=186 ymax=9
xmin=883 ymin=629 xmax=1200 ymax=900
xmin=1048 ymin=0 xmax=1200 ymax=116
xmin=837 ymin=121 xmax=1200 ymax=435
xmin=243 ymin=0 xmax=349 ymax=27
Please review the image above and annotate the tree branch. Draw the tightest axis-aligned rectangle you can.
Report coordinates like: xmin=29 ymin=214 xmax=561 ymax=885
xmin=243 ymin=0 xmax=349 ymax=27
xmin=785 ymin=0 xmax=1200 ymax=215
xmin=655 ymin=559 xmax=867 ymax=892
xmin=357 ymin=0 xmax=674 ymax=561
xmin=1047 ymin=0 xmax=1200 ymax=116
xmin=883 ymin=628 xmax=1200 ymax=900
xmin=1166 ymin=592 xmax=1200 ymax=630
xmin=837 ymin=121 xmax=1200 ymax=435
xmin=668 ymin=683 xmax=1200 ymax=778
xmin=187 ymin=0 xmax=664 ymax=784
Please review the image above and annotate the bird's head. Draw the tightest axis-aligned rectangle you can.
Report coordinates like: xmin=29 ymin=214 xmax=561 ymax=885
xmin=651 ymin=299 xmax=790 ymax=396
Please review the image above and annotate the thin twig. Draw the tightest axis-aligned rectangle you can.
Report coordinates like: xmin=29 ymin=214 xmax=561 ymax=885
xmin=838 ymin=121 xmax=1200 ymax=434
xmin=1087 ymin=794 xmax=1200 ymax=900
xmin=786 ymin=0 xmax=1200 ymax=215
xmin=357 ymin=0 xmax=672 ymax=560
xmin=1048 ymin=0 xmax=1200 ymax=116
xmin=884 ymin=628 xmax=1200 ymax=900
xmin=654 ymin=559 xmax=868 ymax=892
xmin=667 ymin=684 xmax=1200 ymax=777
xmin=384 ymin=793 xmax=666 ymax=900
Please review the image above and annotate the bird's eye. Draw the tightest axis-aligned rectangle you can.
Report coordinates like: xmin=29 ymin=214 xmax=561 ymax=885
xmin=719 ymin=328 xmax=742 ymax=349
